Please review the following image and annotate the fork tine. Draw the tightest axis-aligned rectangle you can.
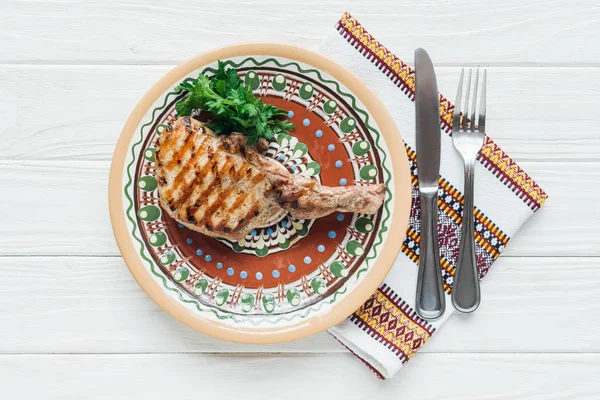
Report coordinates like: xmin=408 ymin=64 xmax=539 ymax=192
xmin=470 ymin=69 xmax=479 ymax=131
xmin=478 ymin=70 xmax=487 ymax=133
xmin=463 ymin=69 xmax=472 ymax=130
xmin=452 ymin=69 xmax=464 ymax=131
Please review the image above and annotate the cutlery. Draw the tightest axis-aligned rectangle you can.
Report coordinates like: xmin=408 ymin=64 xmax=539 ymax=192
xmin=451 ymin=68 xmax=487 ymax=313
xmin=414 ymin=48 xmax=445 ymax=320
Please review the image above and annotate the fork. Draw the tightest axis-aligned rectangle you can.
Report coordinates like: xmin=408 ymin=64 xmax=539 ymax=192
xmin=451 ymin=68 xmax=486 ymax=313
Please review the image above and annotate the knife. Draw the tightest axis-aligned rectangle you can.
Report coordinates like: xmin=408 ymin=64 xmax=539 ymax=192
xmin=414 ymin=48 xmax=445 ymax=320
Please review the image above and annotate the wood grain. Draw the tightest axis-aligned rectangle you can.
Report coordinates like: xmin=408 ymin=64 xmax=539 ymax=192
xmin=1 ymin=0 xmax=599 ymax=392
xmin=1 ymin=0 xmax=599 ymax=65
xmin=1 ymin=65 xmax=599 ymax=162
xmin=0 ymin=256 xmax=597 ymax=354
xmin=0 ymin=159 xmax=593 ymax=256
xmin=1 ymin=353 xmax=599 ymax=399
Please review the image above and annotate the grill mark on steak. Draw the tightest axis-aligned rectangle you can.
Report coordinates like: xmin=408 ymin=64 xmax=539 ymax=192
xmin=214 ymin=170 xmax=265 ymax=230
xmin=156 ymin=137 xmax=175 ymax=168
xmin=165 ymin=125 xmax=197 ymax=170
xmin=183 ymin=164 xmax=227 ymax=224
xmin=173 ymin=161 xmax=209 ymax=209
xmin=173 ymin=143 xmax=219 ymax=204
xmin=167 ymin=137 xmax=204 ymax=204
xmin=156 ymin=117 xmax=385 ymax=241
xmin=181 ymin=158 xmax=220 ymax=217
xmin=198 ymin=156 xmax=239 ymax=226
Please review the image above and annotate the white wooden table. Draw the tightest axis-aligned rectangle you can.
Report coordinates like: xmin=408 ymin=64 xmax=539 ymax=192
xmin=2 ymin=1 xmax=599 ymax=398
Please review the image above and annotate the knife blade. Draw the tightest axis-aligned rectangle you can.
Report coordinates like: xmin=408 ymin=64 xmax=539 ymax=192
xmin=414 ymin=48 xmax=445 ymax=320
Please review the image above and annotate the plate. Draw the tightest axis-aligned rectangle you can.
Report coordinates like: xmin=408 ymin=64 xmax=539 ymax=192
xmin=109 ymin=44 xmax=411 ymax=343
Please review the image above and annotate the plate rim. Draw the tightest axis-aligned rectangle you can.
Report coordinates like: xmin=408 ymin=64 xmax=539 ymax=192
xmin=108 ymin=43 xmax=412 ymax=343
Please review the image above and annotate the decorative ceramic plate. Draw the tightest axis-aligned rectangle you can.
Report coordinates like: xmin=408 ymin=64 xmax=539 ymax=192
xmin=109 ymin=44 xmax=411 ymax=343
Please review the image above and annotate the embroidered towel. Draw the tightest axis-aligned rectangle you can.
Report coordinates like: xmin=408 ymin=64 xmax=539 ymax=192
xmin=326 ymin=12 xmax=548 ymax=379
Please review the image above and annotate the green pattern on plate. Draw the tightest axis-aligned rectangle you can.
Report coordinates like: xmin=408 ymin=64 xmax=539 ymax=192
xmin=272 ymin=74 xmax=287 ymax=91
xmin=137 ymin=205 xmax=161 ymax=222
xmin=262 ymin=293 xmax=276 ymax=313
xmin=173 ymin=267 xmax=190 ymax=282
xmin=244 ymin=71 xmax=260 ymax=90
xmin=160 ymin=251 xmax=176 ymax=266
xmin=355 ymin=217 xmax=375 ymax=234
xmin=143 ymin=148 xmax=156 ymax=162
xmin=240 ymin=293 xmax=255 ymax=312
xmin=215 ymin=289 xmax=229 ymax=307
xmin=345 ymin=240 xmax=365 ymax=257
xmin=311 ymin=277 xmax=327 ymax=295
xmin=323 ymin=99 xmax=337 ymax=114
xmin=194 ymin=279 xmax=209 ymax=296
xmin=299 ymin=82 xmax=314 ymax=100
xmin=286 ymin=288 xmax=301 ymax=306
xmin=122 ymin=56 xmax=394 ymax=325
xmin=352 ymin=140 xmax=371 ymax=156
xmin=305 ymin=161 xmax=321 ymax=176
xmin=148 ymin=232 xmax=167 ymax=247
xmin=340 ymin=117 xmax=357 ymax=133
xmin=137 ymin=175 xmax=157 ymax=192
xmin=360 ymin=165 xmax=378 ymax=181
xmin=329 ymin=261 xmax=349 ymax=278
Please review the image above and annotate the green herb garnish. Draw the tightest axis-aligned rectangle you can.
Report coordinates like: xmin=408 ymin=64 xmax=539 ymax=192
xmin=175 ymin=61 xmax=295 ymax=145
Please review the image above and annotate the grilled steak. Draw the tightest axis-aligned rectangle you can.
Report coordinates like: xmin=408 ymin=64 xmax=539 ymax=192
xmin=155 ymin=117 xmax=385 ymax=241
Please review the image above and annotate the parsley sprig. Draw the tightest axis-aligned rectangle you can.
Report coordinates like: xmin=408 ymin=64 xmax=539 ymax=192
xmin=175 ymin=61 xmax=295 ymax=145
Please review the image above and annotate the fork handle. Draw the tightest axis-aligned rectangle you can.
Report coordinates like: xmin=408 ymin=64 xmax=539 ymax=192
xmin=452 ymin=159 xmax=481 ymax=313
xmin=416 ymin=192 xmax=445 ymax=320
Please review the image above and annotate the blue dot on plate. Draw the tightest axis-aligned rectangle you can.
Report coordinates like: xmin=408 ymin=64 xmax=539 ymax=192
xmin=291 ymin=165 xmax=298 ymax=172
xmin=195 ymin=249 xmax=203 ymax=256
xmin=177 ymin=223 xmax=184 ymax=228
xmin=266 ymin=228 xmax=274 ymax=235
xmin=240 ymin=271 xmax=248 ymax=279
xmin=205 ymin=255 xmax=212 ymax=262
xmin=335 ymin=160 xmax=343 ymax=168
xmin=250 ymin=230 xmax=257 ymax=236
xmin=186 ymin=238 xmax=193 ymax=244
xmin=337 ymin=214 xmax=345 ymax=221
xmin=281 ymin=220 xmax=288 ymax=228
xmin=288 ymin=264 xmax=296 ymax=273
xmin=317 ymin=245 xmax=325 ymax=253
xmin=272 ymin=270 xmax=280 ymax=278
xmin=256 ymin=272 xmax=263 ymax=280
xmin=328 ymin=144 xmax=335 ymax=151
xmin=278 ymin=154 xmax=286 ymax=161
xmin=304 ymin=256 xmax=312 ymax=264
xmin=287 ymin=110 xmax=294 ymax=118
xmin=227 ymin=267 xmax=234 ymax=276
xmin=303 ymin=118 xmax=310 ymax=126
xmin=216 ymin=262 xmax=223 ymax=269
xmin=328 ymin=231 xmax=337 ymax=239
xmin=339 ymin=178 xmax=347 ymax=185
xmin=315 ymin=129 xmax=323 ymax=138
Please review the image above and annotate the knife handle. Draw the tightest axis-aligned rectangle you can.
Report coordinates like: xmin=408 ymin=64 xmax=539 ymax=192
xmin=416 ymin=192 xmax=445 ymax=320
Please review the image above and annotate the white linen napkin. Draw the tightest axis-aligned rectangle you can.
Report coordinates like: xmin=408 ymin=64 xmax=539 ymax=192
xmin=325 ymin=12 xmax=548 ymax=379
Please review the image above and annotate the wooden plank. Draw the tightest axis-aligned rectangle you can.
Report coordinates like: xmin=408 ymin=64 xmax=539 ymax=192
xmin=1 ymin=0 xmax=599 ymax=64
xmin=1 ymin=65 xmax=599 ymax=162
xmin=0 ymin=256 xmax=597 ymax=354
xmin=0 ymin=159 xmax=592 ymax=257
xmin=1 ymin=353 xmax=599 ymax=399
xmin=2 ymin=1 xmax=596 ymax=395
xmin=0 ymin=161 xmax=115 ymax=256
xmin=0 ymin=65 xmax=169 ymax=161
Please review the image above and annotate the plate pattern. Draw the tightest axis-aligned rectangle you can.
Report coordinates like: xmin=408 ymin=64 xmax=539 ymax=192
xmin=123 ymin=57 xmax=394 ymax=324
